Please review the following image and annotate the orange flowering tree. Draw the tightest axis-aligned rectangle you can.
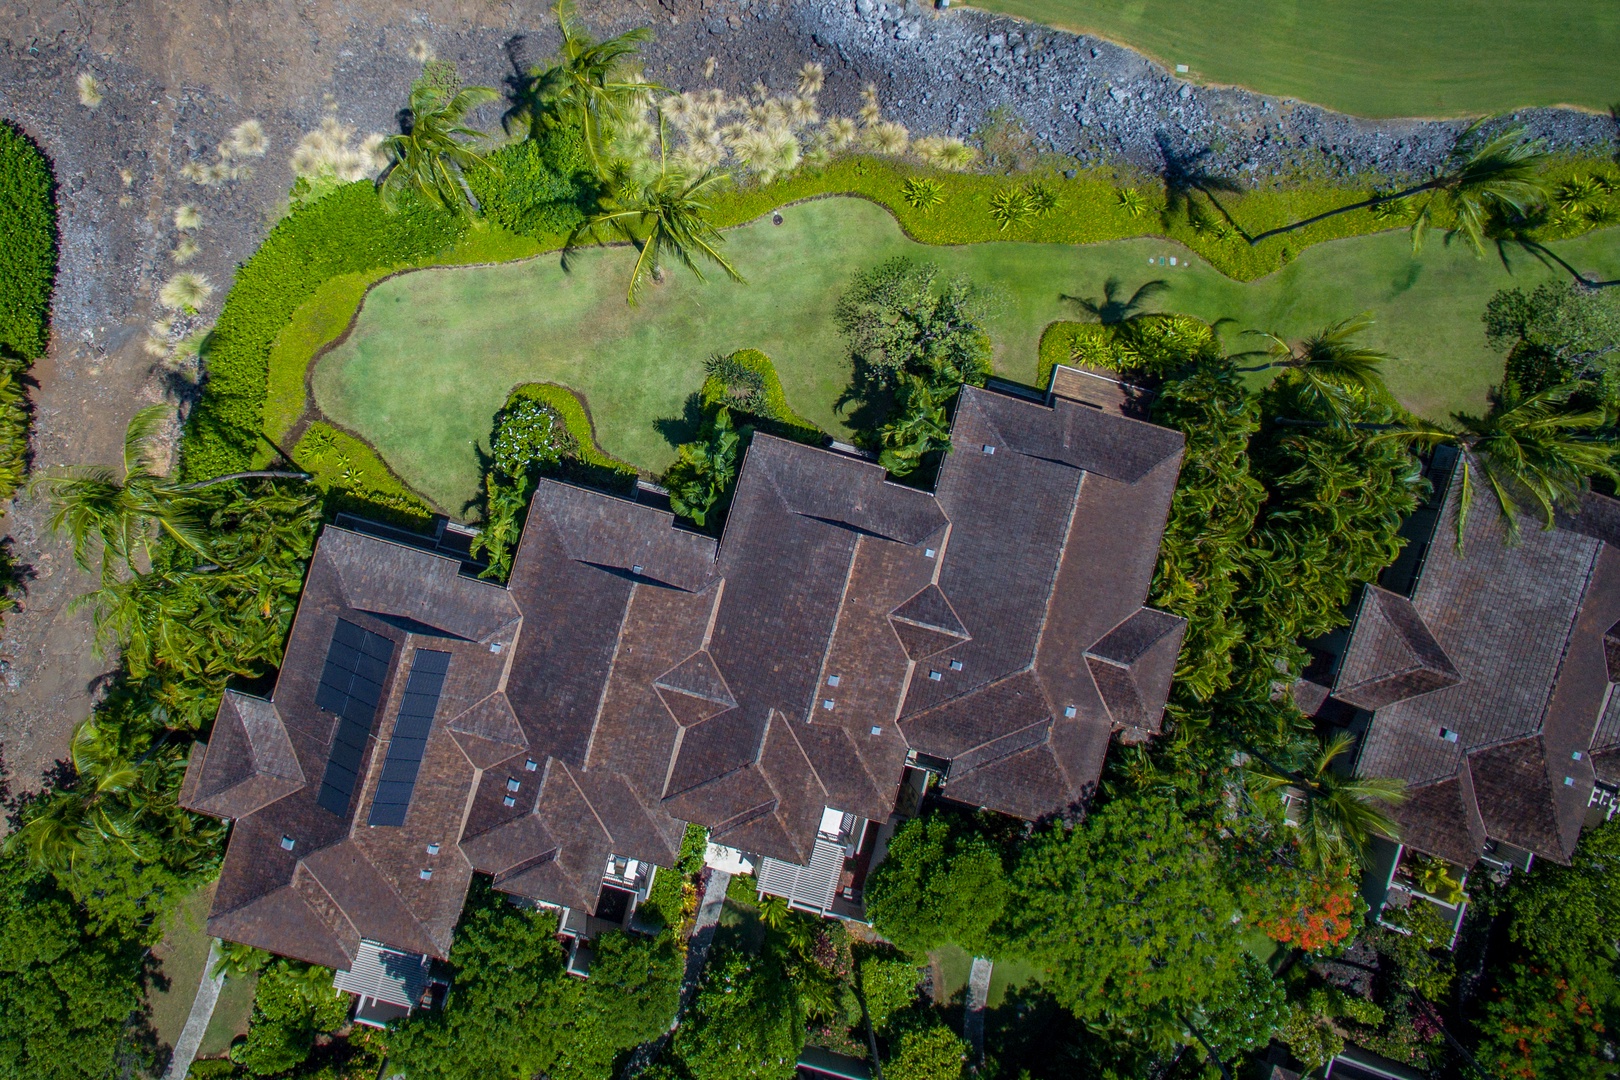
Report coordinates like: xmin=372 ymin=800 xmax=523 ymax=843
xmin=1247 ymin=862 xmax=1365 ymax=954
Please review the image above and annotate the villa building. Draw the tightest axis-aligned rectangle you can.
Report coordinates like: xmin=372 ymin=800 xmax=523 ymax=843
xmin=180 ymin=379 xmax=1187 ymax=1015
xmin=1298 ymin=447 xmax=1620 ymax=937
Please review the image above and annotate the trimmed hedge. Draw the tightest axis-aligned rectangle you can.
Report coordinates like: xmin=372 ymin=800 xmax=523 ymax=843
xmin=505 ymin=382 xmax=638 ymax=490
xmin=292 ymin=422 xmax=434 ymax=526
xmin=182 ymin=182 xmax=464 ymax=481
xmin=0 ymin=120 xmax=55 ymax=504
xmin=262 ymin=271 xmax=383 ymax=446
xmin=699 ymin=348 xmax=825 ymax=443
xmin=0 ymin=120 xmax=56 ymax=362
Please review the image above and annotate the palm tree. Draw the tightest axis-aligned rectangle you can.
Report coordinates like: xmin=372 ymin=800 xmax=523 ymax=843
xmin=666 ymin=408 xmax=741 ymax=527
xmin=378 ymin=74 xmax=499 ymax=214
xmin=5 ymin=720 xmax=143 ymax=872
xmin=1381 ymin=382 xmax=1620 ymax=545
xmin=1236 ymin=314 xmax=1393 ymax=426
xmin=508 ymin=0 xmax=658 ymax=162
xmin=878 ymin=375 xmax=952 ymax=477
xmin=38 ymin=405 xmax=209 ymax=581
xmin=569 ymin=139 xmax=743 ymax=304
xmin=1060 ymin=276 xmax=1169 ymax=326
xmin=1249 ymin=121 xmax=1549 ymax=251
xmin=1246 ymin=733 xmax=1405 ymax=870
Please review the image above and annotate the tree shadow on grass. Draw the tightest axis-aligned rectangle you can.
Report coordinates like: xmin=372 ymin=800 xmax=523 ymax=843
xmin=653 ymin=392 xmax=707 ymax=454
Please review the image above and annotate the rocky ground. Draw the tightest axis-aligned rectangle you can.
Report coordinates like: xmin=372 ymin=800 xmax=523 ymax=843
xmin=0 ymin=0 xmax=1613 ymax=797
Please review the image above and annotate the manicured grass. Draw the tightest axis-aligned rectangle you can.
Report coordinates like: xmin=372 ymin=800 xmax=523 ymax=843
xmin=144 ymin=883 xmax=216 ymax=1052
xmin=197 ymin=971 xmax=258 ymax=1058
xmin=929 ymin=944 xmax=973 ymax=1005
xmin=315 ymin=196 xmax=1620 ymax=514
xmin=985 ymin=955 xmax=1043 ymax=1009
xmin=964 ymin=0 xmax=1620 ymax=118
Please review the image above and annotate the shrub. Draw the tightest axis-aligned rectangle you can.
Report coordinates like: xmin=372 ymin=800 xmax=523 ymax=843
xmin=0 ymin=120 xmax=56 ymax=362
xmin=232 ymin=961 xmax=350 ymax=1076
xmin=858 ymin=953 xmax=922 ymax=1033
xmin=504 ymin=383 xmax=637 ymax=490
xmin=292 ymin=423 xmax=434 ymax=526
xmin=883 ymin=1017 xmax=967 ymax=1080
xmin=182 ymin=181 xmax=464 ymax=480
xmin=490 ymin=396 xmax=575 ymax=478
xmin=466 ymin=127 xmax=594 ymax=240
xmin=700 ymin=349 xmax=823 ymax=443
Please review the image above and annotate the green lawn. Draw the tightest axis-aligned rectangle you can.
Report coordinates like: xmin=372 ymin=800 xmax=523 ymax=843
xmin=315 ymin=196 xmax=1620 ymax=514
xmin=964 ymin=0 xmax=1620 ymax=118
xmin=144 ymin=884 xmax=216 ymax=1054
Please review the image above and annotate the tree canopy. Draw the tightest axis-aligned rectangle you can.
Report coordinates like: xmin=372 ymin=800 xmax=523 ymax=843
xmin=864 ymin=813 xmax=1008 ymax=957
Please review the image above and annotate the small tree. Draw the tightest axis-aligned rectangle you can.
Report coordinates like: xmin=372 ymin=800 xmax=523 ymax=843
xmin=884 ymin=1017 xmax=968 ymax=1080
xmin=378 ymin=63 xmax=499 ymax=215
xmin=665 ymin=407 xmax=742 ymax=528
xmin=672 ymin=946 xmax=803 ymax=1080
xmin=864 ymin=813 xmax=1007 ymax=957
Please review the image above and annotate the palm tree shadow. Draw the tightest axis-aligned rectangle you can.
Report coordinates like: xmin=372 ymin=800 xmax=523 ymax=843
xmin=1059 ymin=277 xmax=1169 ymax=325
xmin=1154 ymin=131 xmax=1248 ymax=238
xmin=832 ymin=354 xmax=898 ymax=449
xmin=653 ymin=392 xmax=707 ymax=451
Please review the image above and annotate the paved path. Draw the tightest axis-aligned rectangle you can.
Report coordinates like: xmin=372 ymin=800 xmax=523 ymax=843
xmin=622 ymin=869 xmax=732 ymax=1079
xmin=162 ymin=939 xmax=224 ymax=1080
xmin=963 ymin=956 xmax=993 ymax=1062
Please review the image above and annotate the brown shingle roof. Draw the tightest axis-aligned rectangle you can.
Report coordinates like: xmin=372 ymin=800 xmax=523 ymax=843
xmin=190 ymin=385 xmax=1184 ymax=960
xmin=1339 ymin=475 xmax=1620 ymax=866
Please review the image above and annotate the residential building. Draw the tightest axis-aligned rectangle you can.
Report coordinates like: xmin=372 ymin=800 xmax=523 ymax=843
xmin=180 ymin=381 xmax=1187 ymax=994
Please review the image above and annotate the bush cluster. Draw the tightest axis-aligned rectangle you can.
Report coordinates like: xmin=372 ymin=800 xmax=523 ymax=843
xmin=466 ymin=126 xmax=595 ymax=240
xmin=0 ymin=120 xmax=56 ymax=503
xmin=700 ymin=349 xmax=824 ymax=443
xmin=182 ymin=182 xmax=464 ymax=480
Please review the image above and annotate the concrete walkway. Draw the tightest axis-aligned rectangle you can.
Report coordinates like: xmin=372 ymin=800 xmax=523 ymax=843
xmin=621 ymin=869 xmax=732 ymax=1078
xmin=963 ymin=956 xmax=993 ymax=1062
xmin=161 ymin=939 xmax=225 ymax=1080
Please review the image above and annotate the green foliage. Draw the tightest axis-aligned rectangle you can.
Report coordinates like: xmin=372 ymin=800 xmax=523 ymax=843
xmin=377 ymin=64 xmax=499 ymax=215
xmin=700 ymin=349 xmax=823 ymax=442
xmin=1148 ymin=360 xmax=1265 ymax=702
xmin=877 ymin=374 xmax=953 ymax=478
xmin=999 ymin=790 xmax=1245 ymax=1048
xmin=262 ymin=270 xmax=380 ymax=445
xmin=902 ymin=178 xmax=945 ymax=211
xmin=0 ymin=352 xmax=30 ymax=500
xmin=293 ymin=423 xmax=435 ymax=525
xmin=1476 ymin=961 xmax=1618 ymax=1080
xmin=233 ymin=960 xmax=350 ymax=1076
xmin=507 ymin=382 xmax=639 ymax=487
xmin=858 ymin=953 xmax=922 ymax=1033
xmin=183 ymin=181 xmax=463 ymax=480
xmin=1185 ymin=952 xmax=1289 ymax=1068
xmin=0 ymin=854 xmax=147 ymax=1080
xmin=665 ymin=407 xmax=741 ymax=528
xmin=1501 ymin=818 xmax=1620 ymax=964
xmin=1280 ymin=987 xmax=1386 ymax=1070
xmin=0 ymin=119 xmax=57 ymax=362
xmin=672 ymin=946 xmax=804 ymax=1080
xmin=864 ymin=813 xmax=1008 ymax=956
xmin=466 ymin=126 xmax=595 ymax=239
xmin=389 ymin=881 xmax=680 ymax=1080
xmin=883 ymin=1017 xmax=967 ymax=1080
xmin=835 ymin=258 xmax=992 ymax=384
xmin=490 ymin=395 xmax=576 ymax=478
xmin=1485 ymin=280 xmax=1620 ymax=395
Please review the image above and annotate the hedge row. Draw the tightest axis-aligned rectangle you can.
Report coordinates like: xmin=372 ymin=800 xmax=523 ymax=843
xmin=699 ymin=348 xmax=825 ymax=444
xmin=291 ymin=422 xmax=434 ymax=526
xmin=181 ymin=183 xmax=464 ymax=481
xmin=506 ymin=382 xmax=638 ymax=490
xmin=0 ymin=121 xmax=55 ymax=504
xmin=0 ymin=120 xmax=56 ymax=363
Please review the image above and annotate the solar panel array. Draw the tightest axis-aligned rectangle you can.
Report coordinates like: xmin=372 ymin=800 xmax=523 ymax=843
xmin=315 ymin=619 xmax=396 ymax=816
xmin=367 ymin=649 xmax=451 ymax=827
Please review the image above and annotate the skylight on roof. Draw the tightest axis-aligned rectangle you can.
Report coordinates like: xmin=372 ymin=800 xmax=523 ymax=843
xmin=503 ymin=795 xmax=516 ymax=807
xmin=928 ymin=670 xmax=942 ymax=681
xmin=823 ymin=699 xmax=835 ymax=710
xmin=1064 ymin=705 xmax=1077 ymax=718
xmin=827 ymin=675 xmax=841 ymax=687
xmin=280 ymin=835 xmax=295 ymax=851
xmin=950 ymin=660 xmax=963 ymax=671
xmin=981 ymin=445 xmax=995 ymax=455
xmin=525 ymin=758 xmax=539 ymax=771
xmin=1439 ymin=727 xmax=1459 ymax=743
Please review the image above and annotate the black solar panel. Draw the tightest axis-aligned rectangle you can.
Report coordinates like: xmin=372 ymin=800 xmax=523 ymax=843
xmin=316 ymin=619 xmax=396 ymax=816
xmin=367 ymin=649 xmax=451 ymax=827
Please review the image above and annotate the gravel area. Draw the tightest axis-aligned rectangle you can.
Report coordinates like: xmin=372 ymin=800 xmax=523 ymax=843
xmin=0 ymin=0 xmax=1612 ymax=794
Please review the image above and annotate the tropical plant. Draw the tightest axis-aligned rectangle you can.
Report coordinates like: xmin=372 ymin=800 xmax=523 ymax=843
xmin=1250 ymin=121 xmax=1549 ymax=251
xmin=1245 ymin=733 xmax=1406 ymax=870
xmin=1386 ymin=382 xmax=1620 ymax=543
xmin=865 ymin=813 xmax=1007 ymax=956
xmin=506 ymin=0 xmax=656 ymax=164
xmin=377 ymin=64 xmax=499 ymax=214
xmin=877 ymin=374 xmax=952 ymax=477
xmin=988 ymin=184 xmax=1037 ymax=230
xmin=4 ymin=721 xmax=143 ymax=872
xmin=834 ymin=258 xmax=992 ymax=384
xmin=1484 ymin=281 xmax=1620 ymax=393
xmin=1061 ymin=276 xmax=1169 ymax=327
xmin=901 ymin=177 xmax=944 ymax=210
xmin=1237 ymin=314 xmax=1393 ymax=426
xmin=1117 ymin=186 xmax=1148 ymax=217
xmin=665 ymin=406 xmax=741 ymax=527
xmin=570 ymin=139 xmax=741 ymax=304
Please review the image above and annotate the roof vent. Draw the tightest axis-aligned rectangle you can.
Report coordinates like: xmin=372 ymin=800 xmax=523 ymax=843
xmin=827 ymin=675 xmax=841 ymax=687
xmin=924 ymin=547 xmax=936 ymax=558
xmin=870 ymin=726 xmax=883 ymax=736
xmin=490 ymin=641 xmax=504 ymax=654
xmin=823 ymin=699 xmax=835 ymax=710
xmin=280 ymin=835 xmax=296 ymax=851
xmin=426 ymin=843 xmax=440 ymax=855
xmin=525 ymin=758 xmax=539 ymax=771
xmin=1064 ymin=705 xmax=1077 ymax=718
xmin=506 ymin=778 xmax=521 ymax=792
xmin=981 ymin=444 xmax=996 ymax=455
xmin=950 ymin=659 xmax=964 ymax=671
xmin=503 ymin=795 xmax=517 ymax=807
xmin=1565 ymin=776 xmax=1577 ymax=786
xmin=1573 ymin=750 xmax=1584 ymax=761
xmin=632 ymin=564 xmax=644 ymax=575
xmin=420 ymin=868 xmax=433 ymax=880
xmin=1439 ymin=727 xmax=1459 ymax=743
xmin=928 ymin=670 xmax=943 ymax=681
